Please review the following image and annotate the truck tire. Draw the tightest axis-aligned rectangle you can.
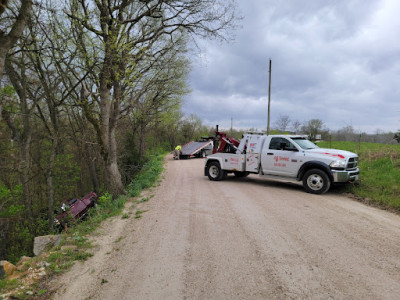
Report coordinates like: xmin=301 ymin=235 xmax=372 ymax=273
xmin=303 ymin=169 xmax=331 ymax=194
xmin=234 ymin=171 xmax=249 ymax=178
xmin=206 ymin=161 xmax=226 ymax=181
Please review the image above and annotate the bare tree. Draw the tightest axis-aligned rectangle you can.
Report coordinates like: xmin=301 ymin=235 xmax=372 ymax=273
xmin=334 ymin=125 xmax=355 ymax=142
xmin=274 ymin=115 xmax=291 ymax=133
xmin=291 ymin=120 xmax=301 ymax=134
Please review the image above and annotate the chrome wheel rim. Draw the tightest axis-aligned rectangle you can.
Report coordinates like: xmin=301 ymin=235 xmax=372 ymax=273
xmin=307 ymin=174 xmax=324 ymax=191
xmin=209 ymin=165 xmax=219 ymax=178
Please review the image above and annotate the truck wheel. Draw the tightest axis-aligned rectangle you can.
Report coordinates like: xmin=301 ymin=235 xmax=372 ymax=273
xmin=303 ymin=169 xmax=331 ymax=194
xmin=234 ymin=171 xmax=249 ymax=178
xmin=206 ymin=161 xmax=226 ymax=181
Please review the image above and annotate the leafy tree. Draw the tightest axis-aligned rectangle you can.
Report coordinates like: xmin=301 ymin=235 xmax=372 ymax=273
xmin=1 ymin=73 xmax=36 ymax=216
xmin=301 ymin=119 xmax=328 ymax=140
xmin=180 ymin=114 xmax=204 ymax=141
xmin=64 ymin=0 xmax=237 ymax=196
xmin=394 ymin=131 xmax=400 ymax=143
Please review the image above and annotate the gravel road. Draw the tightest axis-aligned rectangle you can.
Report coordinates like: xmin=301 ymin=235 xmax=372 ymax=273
xmin=52 ymin=156 xmax=400 ymax=300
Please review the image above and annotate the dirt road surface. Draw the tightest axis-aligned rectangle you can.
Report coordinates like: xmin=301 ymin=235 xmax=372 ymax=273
xmin=51 ymin=156 xmax=400 ymax=299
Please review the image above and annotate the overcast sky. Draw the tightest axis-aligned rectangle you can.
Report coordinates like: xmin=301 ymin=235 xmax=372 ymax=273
xmin=182 ymin=0 xmax=400 ymax=134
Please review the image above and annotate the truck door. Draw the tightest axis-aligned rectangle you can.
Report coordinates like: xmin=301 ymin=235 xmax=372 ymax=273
xmin=261 ymin=137 xmax=300 ymax=177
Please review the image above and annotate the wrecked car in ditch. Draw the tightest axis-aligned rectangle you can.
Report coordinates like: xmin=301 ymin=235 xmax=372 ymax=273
xmin=54 ymin=191 xmax=98 ymax=229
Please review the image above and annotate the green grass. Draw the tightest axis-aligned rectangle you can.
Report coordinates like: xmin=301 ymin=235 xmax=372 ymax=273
xmin=135 ymin=210 xmax=149 ymax=219
xmin=78 ymin=154 xmax=164 ymax=234
xmin=46 ymin=249 xmax=93 ymax=274
xmin=318 ymin=141 xmax=400 ymax=210
xmin=139 ymin=195 xmax=153 ymax=203
xmin=127 ymin=155 xmax=165 ymax=197
xmin=0 ymin=279 xmax=20 ymax=294
xmin=114 ymin=236 xmax=124 ymax=243
xmin=37 ymin=289 xmax=47 ymax=296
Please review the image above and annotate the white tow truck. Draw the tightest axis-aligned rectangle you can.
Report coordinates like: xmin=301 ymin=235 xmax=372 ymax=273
xmin=204 ymin=133 xmax=359 ymax=194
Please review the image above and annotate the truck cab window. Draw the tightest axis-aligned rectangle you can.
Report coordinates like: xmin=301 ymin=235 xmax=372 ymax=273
xmin=269 ymin=138 xmax=296 ymax=151
xmin=283 ymin=139 xmax=297 ymax=151
xmin=269 ymin=137 xmax=282 ymax=150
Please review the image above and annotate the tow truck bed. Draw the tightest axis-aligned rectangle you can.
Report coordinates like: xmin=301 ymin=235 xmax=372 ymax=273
xmin=181 ymin=140 xmax=213 ymax=158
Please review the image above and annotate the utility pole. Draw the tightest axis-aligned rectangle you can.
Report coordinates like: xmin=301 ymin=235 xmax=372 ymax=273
xmin=267 ymin=59 xmax=272 ymax=135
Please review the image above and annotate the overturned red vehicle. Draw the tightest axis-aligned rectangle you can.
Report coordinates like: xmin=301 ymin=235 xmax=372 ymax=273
xmin=55 ymin=192 xmax=98 ymax=228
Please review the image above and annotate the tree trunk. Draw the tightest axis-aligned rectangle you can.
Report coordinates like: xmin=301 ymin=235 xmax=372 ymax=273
xmin=105 ymin=118 xmax=124 ymax=197
xmin=85 ymin=143 xmax=100 ymax=194
xmin=98 ymin=83 xmax=124 ymax=197
xmin=3 ymin=57 xmax=33 ymax=216
xmin=20 ymin=127 xmax=32 ymax=214
xmin=138 ymin=122 xmax=145 ymax=160
xmin=0 ymin=0 xmax=32 ymax=82
xmin=0 ymin=218 xmax=10 ymax=260
xmin=0 ymin=49 xmax=6 ymax=85
xmin=46 ymin=138 xmax=58 ymax=230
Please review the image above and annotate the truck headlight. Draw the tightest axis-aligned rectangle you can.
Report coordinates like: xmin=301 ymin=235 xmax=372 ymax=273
xmin=330 ymin=160 xmax=346 ymax=169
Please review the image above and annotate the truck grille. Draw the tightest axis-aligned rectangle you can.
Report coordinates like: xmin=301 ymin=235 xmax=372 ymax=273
xmin=347 ymin=157 xmax=358 ymax=170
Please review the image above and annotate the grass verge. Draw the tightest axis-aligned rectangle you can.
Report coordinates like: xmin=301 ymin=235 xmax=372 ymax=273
xmin=318 ymin=141 xmax=400 ymax=211
xmin=127 ymin=155 xmax=165 ymax=197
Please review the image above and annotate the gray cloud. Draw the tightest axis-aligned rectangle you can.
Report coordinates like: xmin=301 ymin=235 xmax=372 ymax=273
xmin=183 ymin=0 xmax=400 ymax=133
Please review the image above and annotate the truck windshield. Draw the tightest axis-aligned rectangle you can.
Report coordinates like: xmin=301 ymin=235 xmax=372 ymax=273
xmin=291 ymin=138 xmax=319 ymax=150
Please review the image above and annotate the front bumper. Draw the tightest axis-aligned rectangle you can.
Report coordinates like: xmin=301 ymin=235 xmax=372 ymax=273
xmin=332 ymin=168 xmax=360 ymax=182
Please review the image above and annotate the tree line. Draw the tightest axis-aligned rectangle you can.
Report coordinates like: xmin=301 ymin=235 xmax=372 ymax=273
xmin=273 ymin=115 xmax=398 ymax=144
xmin=0 ymin=0 xmax=237 ymax=262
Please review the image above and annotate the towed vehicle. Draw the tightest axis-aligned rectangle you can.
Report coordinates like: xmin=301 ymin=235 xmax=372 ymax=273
xmin=55 ymin=191 xmax=98 ymax=229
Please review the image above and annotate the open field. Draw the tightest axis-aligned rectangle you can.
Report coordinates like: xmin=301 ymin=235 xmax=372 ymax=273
xmin=318 ymin=141 xmax=400 ymax=210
